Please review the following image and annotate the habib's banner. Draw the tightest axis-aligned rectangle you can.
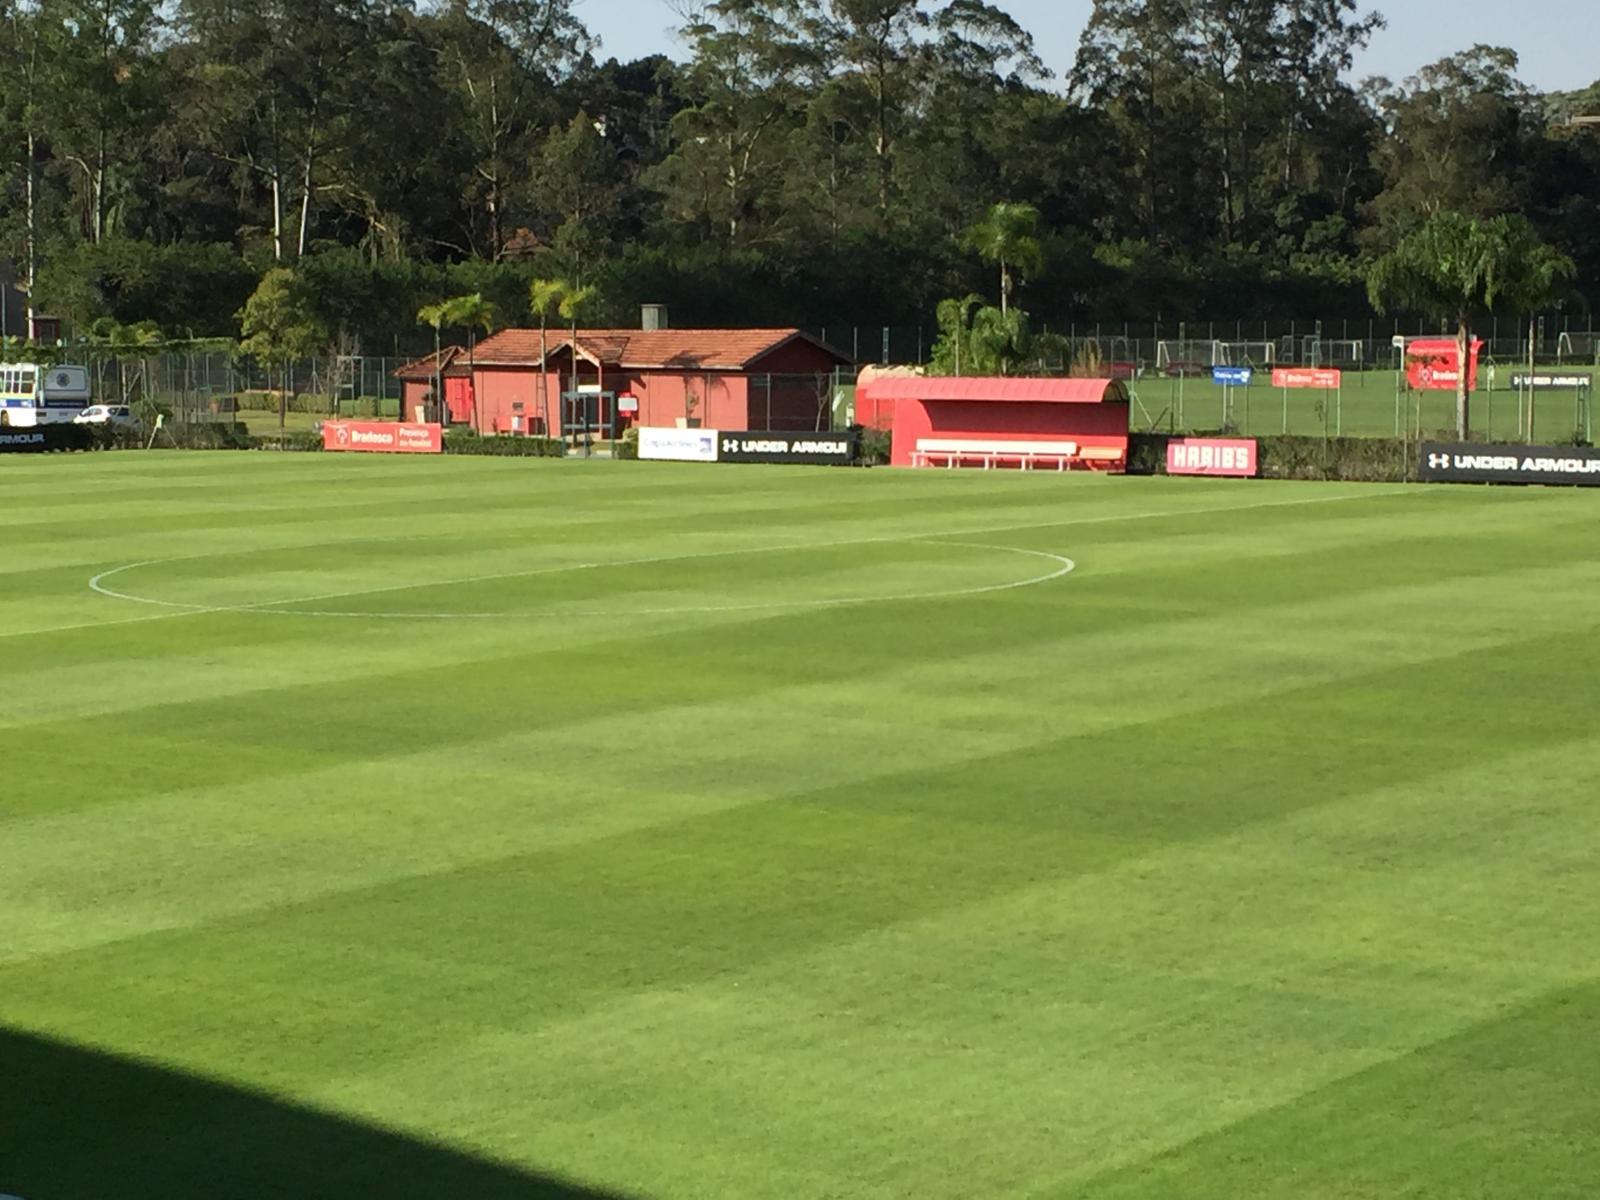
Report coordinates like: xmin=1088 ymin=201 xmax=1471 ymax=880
xmin=718 ymin=429 xmax=860 ymax=465
xmin=1418 ymin=441 xmax=1600 ymax=486
xmin=1272 ymin=367 xmax=1342 ymax=389
xmin=323 ymin=421 xmax=442 ymax=454
xmin=1166 ymin=437 xmax=1257 ymax=478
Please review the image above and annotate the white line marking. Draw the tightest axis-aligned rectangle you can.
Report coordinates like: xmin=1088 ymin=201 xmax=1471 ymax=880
xmin=87 ymin=542 xmax=1076 ymax=619
xmin=0 ymin=485 xmax=1414 ymax=639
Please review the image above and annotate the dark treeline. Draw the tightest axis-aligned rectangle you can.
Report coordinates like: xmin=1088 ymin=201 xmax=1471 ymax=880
xmin=2 ymin=0 xmax=1598 ymax=350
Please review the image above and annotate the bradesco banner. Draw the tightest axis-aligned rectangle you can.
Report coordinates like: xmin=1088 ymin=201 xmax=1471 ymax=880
xmin=1406 ymin=338 xmax=1482 ymax=392
xmin=323 ymin=421 xmax=442 ymax=453
xmin=1272 ymin=367 xmax=1342 ymax=389
xmin=718 ymin=429 xmax=860 ymax=465
xmin=1212 ymin=366 xmax=1253 ymax=387
xmin=638 ymin=426 xmax=719 ymax=463
xmin=1419 ymin=441 xmax=1600 ymax=486
xmin=1167 ymin=437 xmax=1258 ymax=478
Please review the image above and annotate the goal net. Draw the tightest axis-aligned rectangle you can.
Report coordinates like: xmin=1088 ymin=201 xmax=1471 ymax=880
xmin=1155 ymin=340 xmax=1222 ymax=374
xmin=1296 ymin=337 xmax=1364 ymax=368
xmin=1215 ymin=341 xmax=1276 ymax=367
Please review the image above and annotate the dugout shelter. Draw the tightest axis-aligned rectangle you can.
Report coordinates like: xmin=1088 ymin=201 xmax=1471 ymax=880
xmin=859 ymin=376 xmax=1131 ymax=471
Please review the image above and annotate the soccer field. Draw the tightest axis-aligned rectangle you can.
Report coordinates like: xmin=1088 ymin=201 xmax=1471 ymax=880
xmin=5 ymin=453 xmax=1600 ymax=1199
xmin=1129 ymin=367 xmax=1596 ymax=441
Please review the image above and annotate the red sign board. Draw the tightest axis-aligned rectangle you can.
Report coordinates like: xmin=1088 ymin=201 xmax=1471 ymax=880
xmin=323 ymin=421 xmax=443 ymax=454
xmin=1405 ymin=338 xmax=1482 ymax=392
xmin=1272 ymin=367 xmax=1342 ymax=389
xmin=1167 ymin=438 xmax=1258 ymax=477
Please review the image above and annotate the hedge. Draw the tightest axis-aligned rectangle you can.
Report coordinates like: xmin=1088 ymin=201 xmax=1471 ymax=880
xmin=441 ymin=432 xmax=565 ymax=457
xmin=1129 ymin=433 xmax=1414 ymax=482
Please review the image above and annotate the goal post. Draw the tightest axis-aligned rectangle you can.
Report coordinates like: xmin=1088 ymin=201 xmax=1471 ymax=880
xmin=1155 ymin=339 xmax=1223 ymax=373
xmin=1216 ymin=341 xmax=1276 ymax=367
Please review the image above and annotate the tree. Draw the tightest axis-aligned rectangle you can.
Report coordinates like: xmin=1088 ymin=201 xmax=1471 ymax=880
xmin=651 ymin=0 xmax=812 ymax=246
xmin=1368 ymin=47 xmax=1538 ymax=241
xmin=416 ymin=298 xmax=449 ymax=422
xmin=239 ymin=267 xmax=329 ymax=427
xmin=965 ymin=201 xmax=1041 ymax=314
xmin=426 ymin=0 xmax=590 ymax=259
xmin=529 ymin=276 xmax=565 ymax=437
xmin=39 ymin=0 xmax=164 ymax=244
xmin=557 ymin=280 xmax=593 ymax=447
xmin=1367 ymin=211 xmax=1573 ymax=438
xmin=532 ymin=112 xmax=624 ymax=281
xmin=441 ymin=291 xmax=495 ymax=432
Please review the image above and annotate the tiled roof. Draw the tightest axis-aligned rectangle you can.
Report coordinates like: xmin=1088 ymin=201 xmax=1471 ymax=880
xmin=468 ymin=328 xmax=850 ymax=370
xmin=858 ymin=376 xmax=1130 ymax=404
xmin=392 ymin=346 xmax=464 ymax=379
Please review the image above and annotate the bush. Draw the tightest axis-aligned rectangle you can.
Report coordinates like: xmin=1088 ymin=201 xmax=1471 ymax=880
xmin=165 ymin=421 xmax=254 ymax=450
xmin=613 ymin=428 xmax=639 ymax=460
xmin=251 ymin=430 xmax=325 ymax=452
xmin=441 ymin=431 xmax=566 ymax=457
xmin=1128 ymin=433 xmax=1413 ymax=482
xmin=856 ymin=425 xmax=891 ymax=466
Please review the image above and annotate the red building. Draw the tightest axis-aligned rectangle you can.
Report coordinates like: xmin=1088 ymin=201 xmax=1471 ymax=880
xmin=427 ymin=327 xmax=852 ymax=437
xmin=394 ymin=346 xmax=470 ymax=423
xmin=858 ymin=375 xmax=1131 ymax=470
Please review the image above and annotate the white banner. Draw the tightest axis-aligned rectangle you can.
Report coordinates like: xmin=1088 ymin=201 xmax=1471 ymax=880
xmin=638 ymin=426 xmax=720 ymax=463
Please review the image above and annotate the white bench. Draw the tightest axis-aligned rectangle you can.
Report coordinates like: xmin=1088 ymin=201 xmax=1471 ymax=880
xmin=912 ymin=438 xmax=1078 ymax=471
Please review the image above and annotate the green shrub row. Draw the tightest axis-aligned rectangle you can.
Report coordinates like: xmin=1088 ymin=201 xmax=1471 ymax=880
xmin=1129 ymin=433 xmax=1415 ymax=482
xmin=441 ymin=432 xmax=566 ymax=457
xmin=228 ymin=392 xmax=400 ymax=418
xmin=613 ymin=428 xmax=639 ymax=460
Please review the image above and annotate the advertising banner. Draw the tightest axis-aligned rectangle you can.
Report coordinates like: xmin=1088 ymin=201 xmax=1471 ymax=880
xmin=1272 ymin=367 xmax=1342 ymax=389
xmin=1509 ymin=373 xmax=1592 ymax=391
xmin=1212 ymin=366 xmax=1253 ymax=387
xmin=1166 ymin=438 xmax=1258 ymax=478
xmin=1405 ymin=338 xmax=1482 ymax=392
xmin=638 ymin=425 xmax=719 ymax=463
xmin=718 ymin=430 xmax=860 ymax=465
xmin=323 ymin=421 xmax=442 ymax=453
xmin=1419 ymin=441 xmax=1600 ymax=486
xmin=0 ymin=425 xmax=92 ymax=453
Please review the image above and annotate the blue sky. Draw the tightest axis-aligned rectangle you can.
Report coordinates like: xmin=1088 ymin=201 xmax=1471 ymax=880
xmin=577 ymin=0 xmax=1596 ymax=92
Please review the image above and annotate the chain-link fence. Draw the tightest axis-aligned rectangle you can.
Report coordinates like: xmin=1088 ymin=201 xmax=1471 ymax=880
xmin=70 ymin=327 xmax=1600 ymax=444
xmin=810 ymin=318 xmax=1600 ymax=373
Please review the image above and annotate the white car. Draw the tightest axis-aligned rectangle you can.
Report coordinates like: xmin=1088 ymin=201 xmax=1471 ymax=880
xmin=74 ymin=404 xmax=140 ymax=429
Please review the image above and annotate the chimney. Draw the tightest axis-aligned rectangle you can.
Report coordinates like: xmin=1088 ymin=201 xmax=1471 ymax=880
xmin=641 ymin=303 xmax=668 ymax=331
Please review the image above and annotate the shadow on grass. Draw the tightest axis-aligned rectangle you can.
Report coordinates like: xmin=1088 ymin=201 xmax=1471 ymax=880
xmin=0 ymin=1025 xmax=635 ymax=1200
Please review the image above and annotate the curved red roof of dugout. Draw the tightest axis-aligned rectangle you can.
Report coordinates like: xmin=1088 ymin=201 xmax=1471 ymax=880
xmin=857 ymin=376 xmax=1129 ymax=404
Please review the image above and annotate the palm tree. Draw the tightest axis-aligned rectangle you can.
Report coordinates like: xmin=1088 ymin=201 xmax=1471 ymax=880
xmin=415 ymin=301 xmax=449 ymax=424
xmin=441 ymin=293 xmax=496 ymax=433
xmin=529 ymin=278 xmax=566 ymax=438
xmin=965 ymin=203 xmax=1043 ymax=315
xmin=558 ymin=283 xmax=596 ymax=451
xmin=1369 ymin=212 xmax=1574 ymax=439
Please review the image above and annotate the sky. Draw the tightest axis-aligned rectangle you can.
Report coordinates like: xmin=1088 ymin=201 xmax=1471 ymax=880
xmin=576 ymin=0 xmax=1598 ymax=93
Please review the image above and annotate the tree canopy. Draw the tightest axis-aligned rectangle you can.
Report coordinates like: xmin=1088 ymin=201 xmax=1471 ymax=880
xmin=1 ymin=0 xmax=1596 ymax=351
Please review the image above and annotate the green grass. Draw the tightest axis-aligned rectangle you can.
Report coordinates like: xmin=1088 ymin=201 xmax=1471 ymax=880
xmin=1132 ymin=366 xmax=1596 ymax=440
xmin=4 ymin=452 xmax=1600 ymax=1199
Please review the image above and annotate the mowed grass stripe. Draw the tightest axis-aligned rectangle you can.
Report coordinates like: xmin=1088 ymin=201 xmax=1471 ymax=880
xmin=3 ymin=599 xmax=1593 ymax=976
xmin=3 ymin=454 xmax=1599 ymax=1199
xmin=280 ymin=737 xmax=1600 ymax=1200
xmin=6 ymin=510 xmax=1596 ymax=822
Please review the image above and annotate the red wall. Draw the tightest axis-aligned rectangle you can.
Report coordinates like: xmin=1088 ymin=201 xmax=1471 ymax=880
xmin=400 ymin=380 xmax=429 ymax=422
xmin=747 ymin=340 xmax=846 ymax=375
xmin=469 ymin=365 xmax=751 ymax=435
xmin=889 ymin=398 xmax=1130 ymax=467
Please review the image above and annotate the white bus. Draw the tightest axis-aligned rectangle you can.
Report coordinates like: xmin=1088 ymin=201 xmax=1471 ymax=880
xmin=0 ymin=363 xmax=92 ymax=426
